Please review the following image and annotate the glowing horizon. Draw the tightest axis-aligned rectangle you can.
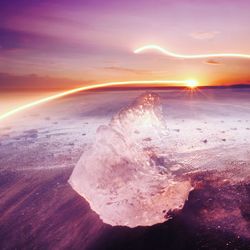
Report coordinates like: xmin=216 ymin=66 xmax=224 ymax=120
xmin=134 ymin=45 xmax=250 ymax=59
xmin=0 ymin=79 xmax=198 ymax=121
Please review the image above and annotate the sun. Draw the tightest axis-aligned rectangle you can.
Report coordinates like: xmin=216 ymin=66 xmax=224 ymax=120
xmin=186 ymin=79 xmax=198 ymax=89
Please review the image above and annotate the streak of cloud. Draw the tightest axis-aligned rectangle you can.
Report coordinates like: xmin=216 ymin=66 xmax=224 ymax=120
xmin=190 ymin=31 xmax=220 ymax=40
xmin=204 ymin=59 xmax=222 ymax=65
xmin=103 ymin=66 xmax=152 ymax=75
xmin=0 ymin=73 xmax=92 ymax=90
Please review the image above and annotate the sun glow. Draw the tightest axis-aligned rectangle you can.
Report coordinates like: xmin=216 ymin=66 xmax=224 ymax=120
xmin=186 ymin=79 xmax=198 ymax=89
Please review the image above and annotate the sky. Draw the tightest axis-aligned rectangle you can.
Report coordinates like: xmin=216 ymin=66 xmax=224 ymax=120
xmin=1 ymin=0 xmax=250 ymax=89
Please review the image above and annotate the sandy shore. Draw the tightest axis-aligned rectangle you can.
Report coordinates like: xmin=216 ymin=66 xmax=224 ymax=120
xmin=0 ymin=89 xmax=250 ymax=249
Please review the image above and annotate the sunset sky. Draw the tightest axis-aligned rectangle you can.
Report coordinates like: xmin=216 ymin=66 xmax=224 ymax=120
xmin=1 ymin=0 xmax=250 ymax=89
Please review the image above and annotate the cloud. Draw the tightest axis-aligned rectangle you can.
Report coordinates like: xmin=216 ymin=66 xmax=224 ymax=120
xmin=103 ymin=66 xmax=152 ymax=75
xmin=0 ymin=72 xmax=93 ymax=90
xmin=190 ymin=31 xmax=220 ymax=40
xmin=204 ymin=59 xmax=222 ymax=65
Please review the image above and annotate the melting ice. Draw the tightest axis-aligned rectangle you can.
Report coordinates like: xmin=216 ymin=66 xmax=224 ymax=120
xmin=69 ymin=93 xmax=192 ymax=227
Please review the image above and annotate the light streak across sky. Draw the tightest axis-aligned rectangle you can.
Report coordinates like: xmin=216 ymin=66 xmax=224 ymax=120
xmin=134 ymin=45 xmax=250 ymax=59
xmin=0 ymin=79 xmax=197 ymax=121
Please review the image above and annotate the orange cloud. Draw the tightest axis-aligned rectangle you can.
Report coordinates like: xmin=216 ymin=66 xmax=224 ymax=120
xmin=204 ymin=59 xmax=222 ymax=65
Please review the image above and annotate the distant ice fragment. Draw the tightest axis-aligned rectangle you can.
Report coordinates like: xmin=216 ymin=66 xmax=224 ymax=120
xmin=69 ymin=93 xmax=192 ymax=227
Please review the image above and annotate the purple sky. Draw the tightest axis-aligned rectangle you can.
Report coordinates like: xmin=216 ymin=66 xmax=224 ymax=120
xmin=1 ymin=0 xmax=250 ymax=89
